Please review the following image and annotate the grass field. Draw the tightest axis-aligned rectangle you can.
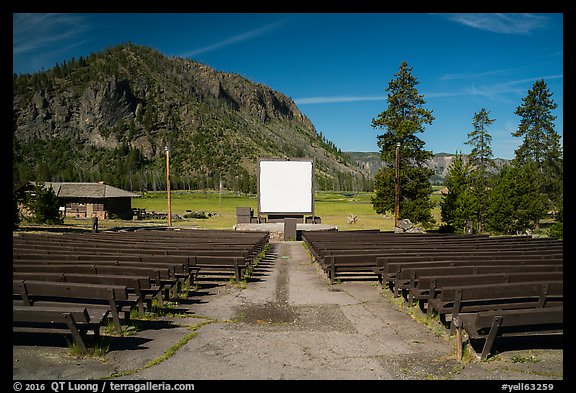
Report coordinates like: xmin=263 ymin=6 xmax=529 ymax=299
xmin=22 ymin=185 xmax=557 ymax=237
xmin=121 ymin=190 xmax=442 ymax=231
xmin=54 ymin=189 xmax=445 ymax=232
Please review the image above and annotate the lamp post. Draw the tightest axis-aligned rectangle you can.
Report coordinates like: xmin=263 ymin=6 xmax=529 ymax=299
xmin=165 ymin=146 xmax=171 ymax=227
xmin=394 ymin=142 xmax=400 ymax=227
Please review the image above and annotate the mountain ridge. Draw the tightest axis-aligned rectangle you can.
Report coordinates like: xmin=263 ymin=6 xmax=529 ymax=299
xmin=344 ymin=151 xmax=511 ymax=185
xmin=13 ymin=43 xmax=371 ymax=192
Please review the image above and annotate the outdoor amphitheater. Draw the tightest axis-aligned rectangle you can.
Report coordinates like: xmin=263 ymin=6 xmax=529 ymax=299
xmin=12 ymin=225 xmax=564 ymax=380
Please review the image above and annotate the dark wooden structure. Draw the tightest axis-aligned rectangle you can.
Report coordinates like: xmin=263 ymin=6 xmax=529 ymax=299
xmin=14 ymin=181 xmax=140 ymax=220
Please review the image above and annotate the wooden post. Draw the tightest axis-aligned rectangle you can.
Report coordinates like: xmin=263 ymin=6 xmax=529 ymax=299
xmin=455 ymin=318 xmax=463 ymax=360
xmin=166 ymin=147 xmax=171 ymax=227
xmin=394 ymin=142 xmax=400 ymax=227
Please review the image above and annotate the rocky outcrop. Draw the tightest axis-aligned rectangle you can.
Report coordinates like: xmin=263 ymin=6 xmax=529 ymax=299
xmin=78 ymin=76 xmax=138 ymax=132
xmin=14 ymin=76 xmax=138 ymax=144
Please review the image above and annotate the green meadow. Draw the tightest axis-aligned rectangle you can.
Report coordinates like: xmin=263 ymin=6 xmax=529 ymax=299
xmin=113 ymin=189 xmax=445 ymax=231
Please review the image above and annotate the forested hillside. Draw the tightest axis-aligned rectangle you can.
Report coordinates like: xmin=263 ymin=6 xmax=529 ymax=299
xmin=13 ymin=43 xmax=371 ymax=192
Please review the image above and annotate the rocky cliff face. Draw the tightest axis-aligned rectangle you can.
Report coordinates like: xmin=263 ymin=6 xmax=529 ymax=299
xmin=13 ymin=44 xmax=368 ymax=191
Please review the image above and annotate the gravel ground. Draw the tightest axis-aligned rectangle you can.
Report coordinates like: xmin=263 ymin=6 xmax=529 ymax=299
xmin=13 ymin=240 xmax=564 ymax=383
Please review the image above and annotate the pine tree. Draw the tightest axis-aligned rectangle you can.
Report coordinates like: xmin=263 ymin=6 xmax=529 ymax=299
xmin=486 ymin=161 xmax=547 ymax=234
xmin=512 ymin=80 xmax=562 ymax=216
xmin=25 ymin=182 xmax=63 ymax=225
xmin=440 ymin=152 xmax=475 ymax=232
xmin=371 ymin=61 xmax=435 ymax=226
xmin=465 ymin=108 xmax=496 ymax=232
xmin=466 ymin=108 xmax=495 ymax=173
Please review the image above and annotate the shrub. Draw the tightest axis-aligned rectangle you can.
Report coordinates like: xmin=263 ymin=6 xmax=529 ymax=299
xmin=24 ymin=182 xmax=63 ymax=225
xmin=183 ymin=211 xmax=209 ymax=219
xmin=548 ymin=221 xmax=563 ymax=239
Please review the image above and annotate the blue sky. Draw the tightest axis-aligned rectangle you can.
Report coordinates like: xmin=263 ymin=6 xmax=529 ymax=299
xmin=13 ymin=13 xmax=564 ymax=159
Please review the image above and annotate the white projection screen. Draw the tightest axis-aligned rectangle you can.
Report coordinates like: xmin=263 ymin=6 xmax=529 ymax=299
xmin=258 ymin=159 xmax=314 ymax=215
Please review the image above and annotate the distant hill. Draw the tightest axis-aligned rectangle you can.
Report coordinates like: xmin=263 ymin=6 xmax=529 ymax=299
xmin=344 ymin=152 xmax=510 ymax=185
xmin=13 ymin=43 xmax=371 ymax=192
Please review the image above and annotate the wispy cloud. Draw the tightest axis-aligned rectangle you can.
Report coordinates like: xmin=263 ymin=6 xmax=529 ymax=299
xmin=297 ymin=73 xmax=562 ymax=106
xmin=294 ymin=95 xmax=388 ymax=105
xmin=179 ymin=19 xmax=290 ymax=58
xmin=461 ymin=74 xmax=563 ymax=103
xmin=438 ymin=13 xmax=549 ymax=35
xmin=440 ymin=63 xmax=549 ymax=81
xmin=13 ymin=13 xmax=89 ymax=54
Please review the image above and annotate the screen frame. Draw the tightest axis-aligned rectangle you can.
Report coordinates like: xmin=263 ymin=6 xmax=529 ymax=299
xmin=257 ymin=158 xmax=315 ymax=216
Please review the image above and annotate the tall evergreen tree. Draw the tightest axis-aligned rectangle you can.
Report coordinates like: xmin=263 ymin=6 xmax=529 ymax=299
xmin=465 ymin=108 xmax=496 ymax=232
xmin=440 ymin=152 xmax=476 ymax=232
xmin=371 ymin=61 xmax=435 ymax=226
xmin=512 ymin=79 xmax=562 ymax=216
xmin=466 ymin=108 xmax=495 ymax=173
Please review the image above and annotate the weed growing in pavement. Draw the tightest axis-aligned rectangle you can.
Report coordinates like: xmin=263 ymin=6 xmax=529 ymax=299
xmin=511 ymin=353 xmax=540 ymax=363
xmin=67 ymin=337 xmax=110 ymax=358
xmin=100 ymin=318 xmax=215 ymax=379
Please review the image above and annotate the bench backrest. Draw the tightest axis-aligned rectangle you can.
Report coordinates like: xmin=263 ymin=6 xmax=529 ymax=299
xmin=14 ymin=280 xmax=129 ymax=301
xmin=404 ymin=264 xmax=563 ymax=280
xmin=473 ymin=306 xmax=563 ymax=328
xmin=419 ymin=272 xmax=563 ymax=290
xmin=439 ymin=280 xmax=563 ymax=301
xmin=386 ymin=258 xmax=563 ymax=276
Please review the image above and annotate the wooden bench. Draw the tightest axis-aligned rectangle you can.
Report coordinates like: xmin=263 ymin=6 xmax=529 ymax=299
xmin=310 ymin=240 xmax=562 ymax=259
xmin=390 ymin=262 xmax=563 ymax=299
xmin=407 ymin=270 xmax=563 ymax=305
xmin=13 ymin=263 xmax=177 ymax=303
xmin=13 ymin=280 xmax=138 ymax=332
xmin=193 ymin=256 xmax=251 ymax=282
xmin=13 ymin=305 xmax=109 ymax=353
xmin=318 ymin=255 xmax=381 ymax=284
xmin=12 ymin=272 xmax=162 ymax=314
xmin=426 ymin=280 xmax=563 ymax=333
xmin=453 ymin=307 xmax=563 ymax=360
xmin=375 ymin=256 xmax=563 ymax=288
xmin=320 ymin=253 xmax=561 ymax=285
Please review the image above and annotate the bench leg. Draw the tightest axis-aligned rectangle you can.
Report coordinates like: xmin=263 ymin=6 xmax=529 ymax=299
xmin=137 ymin=297 xmax=145 ymax=314
xmin=450 ymin=289 xmax=463 ymax=335
xmin=454 ymin=318 xmax=463 ymax=361
xmin=63 ymin=313 xmax=88 ymax=353
xmin=418 ymin=299 xmax=426 ymax=313
xmin=123 ymin=309 xmax=131 ymax=325
xmin=393 ymin=279 xmax=400 ymax=297
xmin=111 ymin=311 xmax=123 ymax=333
xmin=93 ymin=326 xmax=101 ymax=340
xmin=330 ymin=264 xmax=336 ymax=285
xmin=481 ymin=316 xmax=503 ymax=360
